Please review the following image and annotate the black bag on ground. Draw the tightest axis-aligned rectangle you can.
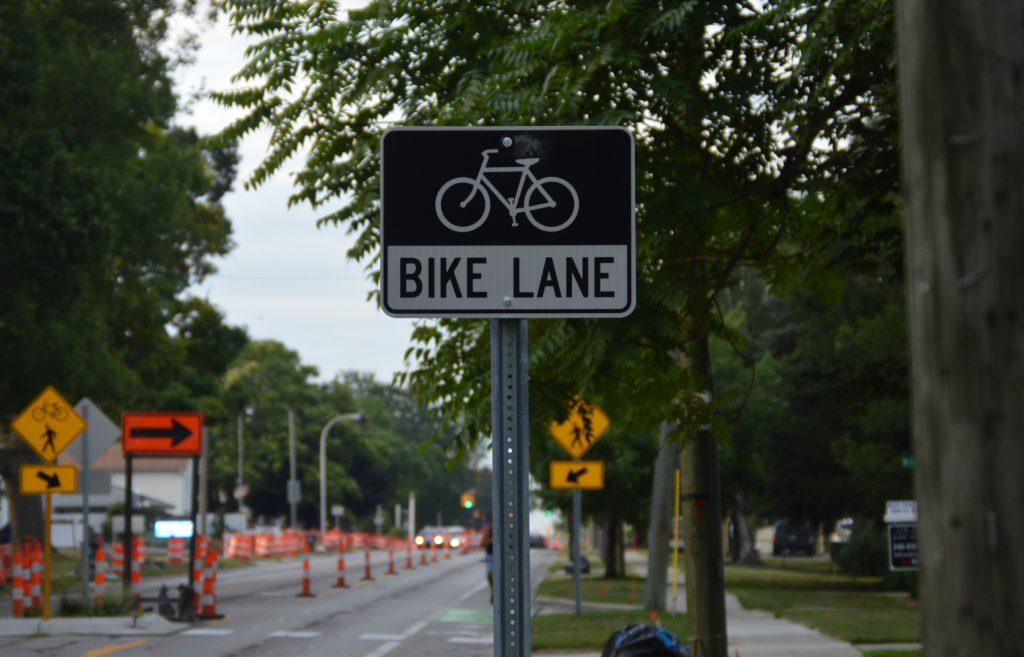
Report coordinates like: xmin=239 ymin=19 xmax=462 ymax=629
xmin=601 ymin=624 xmax=690 ymax=657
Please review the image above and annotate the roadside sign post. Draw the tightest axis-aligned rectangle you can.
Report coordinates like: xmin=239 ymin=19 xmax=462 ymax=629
xmin=122 ymin=412 xmax=203 ymax=599
xmin=884 ymin=500 xmax=919 ymax=572
xmin=73 ymin=397 xmax=121 ymax=610
xmin=11 ymin=385 xmax=86 ymax=620
xmin=381 ymin=126 xmax=634 ymax=657
xmin=548 ymin=399 xmax=610 ymax=616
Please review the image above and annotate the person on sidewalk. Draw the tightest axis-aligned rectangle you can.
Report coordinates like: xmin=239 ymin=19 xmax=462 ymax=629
xmin=481 ymin=521 xmax=493 ymax=604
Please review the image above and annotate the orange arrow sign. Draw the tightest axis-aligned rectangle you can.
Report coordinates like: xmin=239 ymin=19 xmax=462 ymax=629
xmin=122 ymin=412 xmax=202 ymax=456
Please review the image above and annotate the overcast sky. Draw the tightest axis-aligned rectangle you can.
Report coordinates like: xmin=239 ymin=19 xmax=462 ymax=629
xmin=173 ymin=4 xmax=414 ymax=384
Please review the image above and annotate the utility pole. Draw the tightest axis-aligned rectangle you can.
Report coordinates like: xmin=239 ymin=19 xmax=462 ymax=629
xmin=198 ymin=426 xmax=208 ymax=537
xmin=898 ymin=0 xmax=1024 ymax=652
xmin=288 ymin=410 xmax=297 ymax=528
xmin=407 ymin=491 xmax=416 ymax=543
xmin=236 ymin=414 xmax=244 ymax=492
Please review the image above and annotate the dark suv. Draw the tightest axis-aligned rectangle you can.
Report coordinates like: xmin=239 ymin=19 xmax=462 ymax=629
xmin=772 ymin=518 xmax=816 ymax=556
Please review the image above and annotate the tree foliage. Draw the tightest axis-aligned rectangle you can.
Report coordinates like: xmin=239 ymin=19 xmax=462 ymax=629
xmin=0 ymin=0 xmax=244 ymax=541
xmin=216 ymin=0 xmax=899 ymax=448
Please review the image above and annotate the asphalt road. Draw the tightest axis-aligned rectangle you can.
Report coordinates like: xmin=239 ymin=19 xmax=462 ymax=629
xmin=3 ymin=547 xmax=559 ymax=657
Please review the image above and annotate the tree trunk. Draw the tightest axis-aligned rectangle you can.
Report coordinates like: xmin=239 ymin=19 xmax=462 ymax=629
xmin=680 ymin=336 xmax=727 ymax=657
xmin=602 ymin=513 xmax=625 ymax=578
xmin=644 ymin=422 xmax=678 ymax=611
xmin=898 ymin=1 xmax=1024 ymax=654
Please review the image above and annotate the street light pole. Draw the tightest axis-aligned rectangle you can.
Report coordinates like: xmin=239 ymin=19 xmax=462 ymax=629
xmin=319 ymin=413 xmax=365 ymax=533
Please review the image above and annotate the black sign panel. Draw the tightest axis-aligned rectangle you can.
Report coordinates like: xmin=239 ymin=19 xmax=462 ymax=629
xmin=380 ymin=127 xmax=635 ymax=317
xmin=888 ymin=523 xmax=919 ymax=571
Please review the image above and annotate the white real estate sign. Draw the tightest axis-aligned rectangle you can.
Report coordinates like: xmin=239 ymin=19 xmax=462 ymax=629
xmin=380 ymin=127 xmax=635 ymax=318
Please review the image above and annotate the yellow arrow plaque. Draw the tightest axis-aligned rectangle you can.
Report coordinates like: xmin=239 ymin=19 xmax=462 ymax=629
xmin=10 ymin=386 xmax=86 ymax=463
xmin=19 ymin=464 xmax=78 ymax=495
xmin=550 ymin=460 xmax=604 ymax=490
xmin=549 ymin=398 xmax=610 ymax=458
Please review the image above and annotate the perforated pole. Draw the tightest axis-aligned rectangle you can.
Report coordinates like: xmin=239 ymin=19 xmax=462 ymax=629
xmin=490 ymin=319 xmax=531 ymax=657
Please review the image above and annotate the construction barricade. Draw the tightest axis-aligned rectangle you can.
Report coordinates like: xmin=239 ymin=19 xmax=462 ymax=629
xmin=130 ymin=536 xmax=144 ymax=601
xmin=197 ymin=547 xmax=219 ymax=618
xmin=335 ymin=543 xmax=348 ymax=588
xmin=167 ymin=537 xmax=186 ymax=564
xmin=93 ymin=541 xmax=107 ymax=605
xmin=0 ymin=543 xmax=11 ymax=585
xmin=30 ymin=539 xmax=42 ymax=611
xmin=10 ymin=545 xmax=24 ymax=617
xmin=298 ymin=539 xmax=314 ymax=597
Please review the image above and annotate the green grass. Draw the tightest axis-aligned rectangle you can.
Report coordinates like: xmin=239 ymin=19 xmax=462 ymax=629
xmin=726 ymin=563 xmax=883 ymax=591
xmin=726 ymin=563 xmax=921 ymax=644
xmin=532 ymin=610 xmax=687 ymax=653
xmin=538 ymin=575 xmax=647 ymax=607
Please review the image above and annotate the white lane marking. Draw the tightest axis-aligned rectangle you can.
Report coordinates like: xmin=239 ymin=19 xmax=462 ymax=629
xmin=448 ymin=636 xmax=493 ymax=644
xmin=359 ymin=633 xmax=407 ymax=641
xmin=267 ymin=630 xmax=320 ymax=638
xmin=362 ymin=641 xmax=400 ymax=657
xmin=180 ymin=628 xmax=234 ymax=636
xmin=456 ymin=580 xmax=488 ymax=602
xmin=401 ymin=621 xmax=427 ymax=636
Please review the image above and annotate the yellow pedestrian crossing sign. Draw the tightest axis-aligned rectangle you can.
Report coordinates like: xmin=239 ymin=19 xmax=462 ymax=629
xmin=549 ymin=398 xmax=610 ymax=458
xmin=19 ymin=464 xmax=78 ymax=495
xmin=11 ymin=386 xmax=86 ymax=463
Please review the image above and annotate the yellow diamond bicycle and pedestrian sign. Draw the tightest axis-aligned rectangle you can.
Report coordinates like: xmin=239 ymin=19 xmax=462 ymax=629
xmin=11 ymin=386 xmax=86 ymax=463
xmin=549 ymin=398 xmax=610 ymax=458
xmin=19 ymin=464 xmax=78 ymax=495
xmin=550 ymin=460 xmax=604 ymax=490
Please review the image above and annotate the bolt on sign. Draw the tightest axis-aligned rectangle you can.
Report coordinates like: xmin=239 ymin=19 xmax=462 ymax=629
xmin=11 ymin=386 xmax=86 ymax=463
xmin=380 ymin=127 xmax=635 ymax=318
xmin=549 ymin=460 xmax=604 ymax=490
xmin=122 ymin=412 xmax=202 ymax=456
xmin=19 ymin=464 xmax=78 ymax=495
xmin=549 ymin=398 xmax=610 ymax=459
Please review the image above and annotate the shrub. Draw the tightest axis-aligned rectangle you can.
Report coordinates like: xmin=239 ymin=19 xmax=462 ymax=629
xmin=835 ymin=519 xmax=887 ymax=576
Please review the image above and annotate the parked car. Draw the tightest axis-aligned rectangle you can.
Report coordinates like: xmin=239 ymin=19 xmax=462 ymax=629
xmin=829 ymin=517 xmax=854 ymax=559
xmin=772 ymin=518 xmax=816 ymax=556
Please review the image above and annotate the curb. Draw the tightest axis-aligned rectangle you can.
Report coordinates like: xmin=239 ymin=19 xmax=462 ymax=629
xmin=0 ymin=613 xmax=181 ymax=637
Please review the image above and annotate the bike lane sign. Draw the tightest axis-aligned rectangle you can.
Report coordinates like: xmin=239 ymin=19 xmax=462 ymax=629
xmin=380 ymin=126 xmax=635 ymax=317
xmin=11 ymin=385 xmax=86 ymax=463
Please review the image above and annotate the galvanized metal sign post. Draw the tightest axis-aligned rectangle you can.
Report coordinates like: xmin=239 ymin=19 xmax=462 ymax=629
xmin=381 ymin=127 xmax=633 ymax=657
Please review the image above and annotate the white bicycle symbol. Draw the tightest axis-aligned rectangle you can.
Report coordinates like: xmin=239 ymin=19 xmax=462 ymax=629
xmin=435 ymin=149 xmax=579 ymax=233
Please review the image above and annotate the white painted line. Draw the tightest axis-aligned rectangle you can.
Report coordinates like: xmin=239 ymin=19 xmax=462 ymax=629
xmin=362 ymin=640 xmax=400 ymax=657
xmin=402 ymin=621 xmax=428 ymax=636
xmin=456 ymin=580 xmax=489 ymax=602
xmin=180 ymin=628 xmax=234 ymax=636
xmin=448 ymin=635 xmax=493 ymax=644
xmin=359 ymin=633 xmax=407 ymax=642
xmin=267 ymin=630 xmax=320 ymax=638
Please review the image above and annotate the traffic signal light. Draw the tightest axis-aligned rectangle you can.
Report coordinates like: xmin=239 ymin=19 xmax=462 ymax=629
xmin=460 ymin=492 xmax=475 ymax=509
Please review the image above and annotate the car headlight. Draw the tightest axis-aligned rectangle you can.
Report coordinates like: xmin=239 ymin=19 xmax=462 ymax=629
xmin=450 ymin=538 xmax=461 ymax=548
xmin=414 ymin=535 xmax=425 ymax=546
xmin=433 ymin=535 xmax=443 ymax=545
